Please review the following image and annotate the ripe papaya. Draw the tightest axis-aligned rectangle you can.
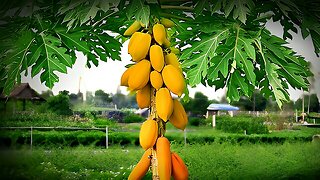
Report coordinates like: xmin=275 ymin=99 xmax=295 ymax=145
xmin=150 ymin=45 xmax=165 ymax=72
xmin=150 ymin=71 xmax=163 ymax=90
xmin=156 ymin=88 xmax=173 ymax=122
xmin=171 ymin=152 xmax=188 ymax=180
xmin=136 ymin=84 xmax=151 ymax=109
xmin=156 ymin=137 xmax=172 ymax=180
xmin=160 ymin=18 xmax=175 ymax=28
xmin=128 ymin=32 xmax=151 ymax=62
xmin=153 ymin=24 xmax=166 ymax=45
xmin=124 ymin=20 xmax=142 ymax=36
xmin=162 ymin=65 xmax=185 ymax=96
xmin=128 ymin=149 xmax=152 ymax=180
xmin=128 ymin=60 xmax=151 ymax=90
xmin=169 ymin=99 xmax=188 ymax=130
xmin=139 ymin=118 xmax=158 ymax=150
xmin=120 ymin=65 xmax=135 ymax=87
xmin=128 ymin=32 xmax=139 ymax=53
xmin=164 ymin=53 xmax=181 ymax=72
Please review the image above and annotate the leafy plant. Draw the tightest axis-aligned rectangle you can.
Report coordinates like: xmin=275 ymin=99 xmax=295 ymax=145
xmin=216 ymin=116 xmax=268 ymax=134
xmin=46 ymin=93 xmax=73 ymax=115
xmin=0 ymin=0 xmax=318 ymax=108
xmin=123 ymin=113 xmax=145 ymax=123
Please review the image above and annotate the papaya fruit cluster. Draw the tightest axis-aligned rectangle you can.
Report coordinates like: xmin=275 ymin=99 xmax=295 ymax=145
xmin=122 ymin=18 xmax=188 ymax=180
xmin=128 ymin=136 xmax=188 ymax=180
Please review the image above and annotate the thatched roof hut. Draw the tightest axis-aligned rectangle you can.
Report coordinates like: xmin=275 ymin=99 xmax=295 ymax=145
xmin=1 ymin=83 xmax=45 ymax=110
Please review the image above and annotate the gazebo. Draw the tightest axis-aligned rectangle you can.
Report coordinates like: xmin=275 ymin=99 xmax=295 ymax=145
xmin=0 ymin=83 xmax=45 ymax=111
xmin=206 ymin=104 xmax=239 ymax=127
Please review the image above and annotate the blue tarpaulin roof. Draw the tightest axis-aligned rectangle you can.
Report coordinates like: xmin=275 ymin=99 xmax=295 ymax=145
xmin=207 ymin=104 xmax=239 ymax=111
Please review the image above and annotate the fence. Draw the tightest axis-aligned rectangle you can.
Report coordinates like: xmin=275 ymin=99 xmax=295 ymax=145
xmin=0 ymin=126 xmax=110 ymax=149
xmin=0 ymin=126 xmax=188 ymax=149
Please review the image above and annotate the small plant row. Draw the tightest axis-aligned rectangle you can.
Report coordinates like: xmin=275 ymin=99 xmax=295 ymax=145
xmin=0 ymin=130 xmax=314 ymax=148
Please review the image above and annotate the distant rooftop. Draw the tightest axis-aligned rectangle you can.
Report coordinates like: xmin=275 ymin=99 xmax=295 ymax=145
xmin=207 ymin=104 xmax=239 ymax=111
xmin=0 ymin=83 xmax=45 ymax=101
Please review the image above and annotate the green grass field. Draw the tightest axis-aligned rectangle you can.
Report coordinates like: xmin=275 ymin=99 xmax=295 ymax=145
xmin=1 ymin=142 xmax=319 ymax=179
xmin=1 ymin=112 xmax=320 ymax=179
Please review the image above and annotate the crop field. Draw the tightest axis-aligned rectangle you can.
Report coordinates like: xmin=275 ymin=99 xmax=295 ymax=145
xmin=1 ymin=112 xmax=320 ymax=179
xmin=0 ymin=142 xmax=319 ymax=179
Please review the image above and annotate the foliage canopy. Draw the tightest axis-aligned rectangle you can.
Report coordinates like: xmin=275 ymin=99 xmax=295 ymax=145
xmin=0 ymin=0 xmax=319 ymax=108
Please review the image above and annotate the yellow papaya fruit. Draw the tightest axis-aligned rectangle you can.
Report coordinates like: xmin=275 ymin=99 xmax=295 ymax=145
xmin=136 ymin=84 xmax=151 ymax=109
xmin=124 ymin=20 xmax=142 ymax=36
xmin=128 ymin=149 xmax=152 ymax=180
xmin=162 ymin=65 xmax=185 ymax=96
xmin=150 ymin=45 xmax=165 ymax=72
xmin=169 ymin=99 xmax=188 ymax=130
xmin=163 ymin=38 xmax=171 ymax=48
xmin=156 ymin=88 xmax=173 ymax=122
xmin=171 ymin=152 xmax=188 ymax=180
xmin=170 ymin=47 xmax=180 ymax=55
xmin=150 ymin=71 xmax=163 ymax=90
xmin=120 ymin=65 xmax=135 ymax=87
xmin=139 ymin=118 xmax=158 ymax=150
xmin=160 ymin=18 xmax=175 ymax=28
xmin=128 ymin=60 xmax=151 ymax=90
xmin=156 ymin=137 xmax=172 ymax=180
xmin=128 ymin=32 xmax=139 ymax=53
xmin=128 ymin=32 xmax=151 ymax=62
xmin=164 ymin=53 xmax=181 ymax=72
xmin=153 ymin=24 xmax=166 ymax=45
xmin=139 ymin=21 xmax=146 ymax=27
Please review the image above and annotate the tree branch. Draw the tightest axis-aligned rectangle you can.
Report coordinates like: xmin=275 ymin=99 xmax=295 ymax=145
xmin=160 ymin=12 xmax=191 ymax=21
xmin=160 ymin=5 xmax=193 ymax=11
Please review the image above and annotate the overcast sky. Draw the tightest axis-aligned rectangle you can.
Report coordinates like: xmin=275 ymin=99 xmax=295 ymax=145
xmin=21 ymin=21 xmax=320 ymax=101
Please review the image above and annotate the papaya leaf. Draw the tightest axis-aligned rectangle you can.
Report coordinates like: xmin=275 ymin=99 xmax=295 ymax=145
xmin=3 ymin=31 xmax=34 ymax=95
xmin=31 ymin=33 xmax=74 ymax=88
xmin=126 ymin=0 xmax=150 ymax=27
xmin=211 ymin=0 xmax=254 ymax=24
xmin=181 ymin=28 xmax=229 ymax=86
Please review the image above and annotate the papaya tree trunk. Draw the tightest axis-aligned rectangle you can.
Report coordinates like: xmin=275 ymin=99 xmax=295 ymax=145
xmin=150 ymin=87 xmax=166 ymax=180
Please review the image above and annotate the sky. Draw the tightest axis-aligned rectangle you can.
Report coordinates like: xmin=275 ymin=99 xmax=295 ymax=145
xmin=21 ymin=21 xmax=320 ymax=102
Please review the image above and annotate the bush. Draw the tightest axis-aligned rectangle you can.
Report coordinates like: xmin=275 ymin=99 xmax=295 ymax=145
xmin=265 ymin=114 xmax=294 ymax=130
xmin=216 ymin=116 xmax=268 ymax=134
xmin=93 ymin=118 xmax=117 ymax=128
xmin=189 ymin=117 xmax=206 ymax=126
xmin=123 ymin=113 xmax=144 ymax=123
xmin=46 ymin=94 xmax=72 ymax=115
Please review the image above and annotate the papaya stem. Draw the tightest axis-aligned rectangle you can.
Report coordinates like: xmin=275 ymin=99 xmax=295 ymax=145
xmin=151 ymin=149 xmax=159 ymax=180
xmin=159 ymin=12 xmax=191 ymax=21
xmin=150 ymin=87 xmax=160 ymax=180
xmin=160 ymin=5 xmax=193 ymax=11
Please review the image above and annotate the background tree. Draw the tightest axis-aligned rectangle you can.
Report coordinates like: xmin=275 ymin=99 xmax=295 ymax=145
xmin=69 ymin=93 xmax=79 ymax=104
xmin=232 ymin=90 xmax=267 ymax=111
xmin=85 ymin=91 xmax=94 ymax=105
xmin=182 ymin=92 xmax=210 ymax=116
xmin=40 ymin=90 xmax=53 ymax=100
xmin=59 ymin=90 xmax=70 ymax=96
xmin=295 ymin=94 xmax=320 ymax=112
xmin=94 ymin=89 xmax=112 ymax=107
xmin=112 ymin=92 xmax=137 ymax=109
xmin=0 ymin=0 xmax=318 ymax=108
xmin=46 ymin=92 xmax=73 ymax=115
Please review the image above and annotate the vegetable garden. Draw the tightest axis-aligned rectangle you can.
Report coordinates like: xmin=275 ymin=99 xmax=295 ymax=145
xmin=1 ymin=0 xmax=320 ymax=179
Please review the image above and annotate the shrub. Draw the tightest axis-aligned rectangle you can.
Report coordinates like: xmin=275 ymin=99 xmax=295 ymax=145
xmin=216 ymin=116 xmax=268 ymax=134
xmin=123 ymin=113 xmax=144 ymax=123
xmin=189 ymin=117 xmax=206 ymax=126
xmin=93 ymin=118 xmax=117 ymax=128
xmin=46 ymin=94 xmax=72 ymax=115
